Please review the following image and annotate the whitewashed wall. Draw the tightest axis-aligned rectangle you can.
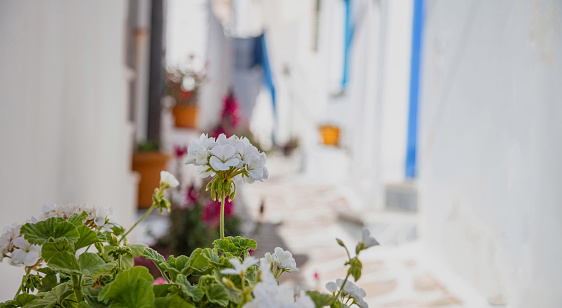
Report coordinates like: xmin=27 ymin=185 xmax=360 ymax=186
xmin=419 ymin=0 xmax=562 ymax=306
xmin=0 ymin=1 xmax=135 ymax=299
xmin=345 ymin=0 xmax=413 ymax=210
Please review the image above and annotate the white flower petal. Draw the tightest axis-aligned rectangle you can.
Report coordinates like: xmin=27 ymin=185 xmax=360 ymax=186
xmin=23 ymin=249 xmax=41 ymax=267
xmin=220 ymin=268 xmax=241 ymax=275
xmin=225 ymin=158 xmax=240 ymax=167
xmin=160 ymin=171 xmax=179 ymax=188
xmin=210 ymin=156 xmax=229 ymax=171
xmin=326 ymin=281 xmax=338 ymax=293
xmin=222 ymin=144 xmax=236 ymax=159
xmin=11 ymin=249 xmax=26 ymax=265
xmin=13 ymin=237 xmax=30 ymax=250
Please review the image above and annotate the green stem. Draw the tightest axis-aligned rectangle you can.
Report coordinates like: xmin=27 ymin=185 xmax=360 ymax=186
xmin=71 ymin=274 xmax=84 ymax=302
xmin=331 ymin=272 xmax=351 ymax=305
xmin=14 ymin=267 xmax=31 ymax=299
xmin=120 ymin=203 xmax=155 ymax=243
xmin=220 ymin=198 xmax=225 ymax=239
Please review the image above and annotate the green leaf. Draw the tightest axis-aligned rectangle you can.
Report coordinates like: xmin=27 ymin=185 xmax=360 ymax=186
xmin=183 ymin=249 xmax=211 ymax=276
xmin=161 ymin=255 xmax=189 ymax=282
xmin=37 ymin=268 xmax=58 ymax=292
xmin=128 ymin=243 xmax=148 ymax=257
xmin=99 ymin=267 xmax=154 ymax=308
xmin=176 ymin=275 xmax=204 ymax=302
xmin=27 ymin=283 xmax=75 ymax=308
xmin=0 ymin=294 xmax=38 ymax=308
xmin=83 ymin=287 xmax=107 ymax=308
xmin=74 ymin=226 xmax=102 ymax=251
xmin=83 ymin=277 xmax=96 ymax=287
xmin=201 ymin=249 xmax=221 ymax=266
xmin=233 ymin=237 xmax=257 ymax=251
xmin=20 ymin=217 xmax=80 ymax=245
xmin=79 ymin=253 xmax=116 ymax=278
xmin=97 ymin=232 xmax=107 ymax=243
xmin=78 ymin=302 xmax=93 ymax=308
xmin=154 ymin=294 xmax=195 ymax=308
xmin=68 ymin=211 xmax=88 ymax=226
xmin=212 ymin=237 xmax=257 ymax=256
xmin=25 ymin=293 xmax=58 ymax=308
xmin=203 ymin=284 xmax=229 ymax=307
xmin=120 ymin=254 xmax=135 ymax=270
xmin=153 ymin=284 xmax=173 ymax=298
xmin=39 ymin=271 xmax=58 ymax=292
xmin=41 ymin=241 xmax=73 ymax=263
xmin=212 ymin=239 xmax=237 ymax=254
xmin=13 ymin=293 xmax=37 ymax=306
xmin=306 ymin=291 xmax=335 ymax=308
xmin=142 ymin=247 xmax=166 ymax=264
xmin=111 ymin=225 xmax=125 ymax=236
xmin=47 ymin=251 xmax=80 ymax=274
xmin=347 ymin=258 xmax=362 ymax=281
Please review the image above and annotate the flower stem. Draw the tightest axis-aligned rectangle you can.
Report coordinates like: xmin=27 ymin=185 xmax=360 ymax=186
xmin=71 ymin=274 xmax=84 ymax=302
xmin=120 ymin=203 xmax=155 ymax=243
xmin=220 ymin=197 xmax=225 ymax=239
xmin=331 ymin=272 xmax=351 ymax=305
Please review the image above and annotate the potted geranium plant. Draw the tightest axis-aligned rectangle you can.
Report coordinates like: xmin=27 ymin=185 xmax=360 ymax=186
xmin=132 ymin=140 xmax=170 ymax=209
xmin=167 ymin=56 xmax=206 ymax=129
xmin=319 ymin=123 xmax=341 ymax=146
xmin=0 ymin=134 xmax=377 ymax=308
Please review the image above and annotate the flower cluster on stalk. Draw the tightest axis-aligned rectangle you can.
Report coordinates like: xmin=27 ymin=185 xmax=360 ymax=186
xmin=185 ymin=133 xmax=268 ymax=201
xmin=326 ymin=279 xmax=368 ymax=308
xmin=245 ymin=257 xmax=313 ymax=308
xmin=220 ymin=249 xmax=313 ymax=308
xmin=260 ymin=247 xmax=299 ymax=278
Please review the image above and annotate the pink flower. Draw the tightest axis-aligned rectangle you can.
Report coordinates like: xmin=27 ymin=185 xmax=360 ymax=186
xmin=153 ymin=277 xmax=167 ymax=285
xmin=174 ymin=144 xmax=188 ymax=158
xmin=185 ymin=185 xmax=199 ymax=204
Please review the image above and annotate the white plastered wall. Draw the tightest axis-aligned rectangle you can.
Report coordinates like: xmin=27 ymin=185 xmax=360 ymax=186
xmin=419 ymin=0 xmax=562 ymax=306
xmin=0 ymin=1 xmax=135 ymax=299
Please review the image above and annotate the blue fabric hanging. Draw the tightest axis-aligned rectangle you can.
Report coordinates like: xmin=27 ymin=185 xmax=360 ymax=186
xmin=342 ymin=0 xmax=354 ymax=89
xmin=405 ymin=0 xmax=425 ymax=179
xmin=256 ymin=34 xmax=276 ymax=117
xmin=232 ymin=34 xmax=276 ymax=120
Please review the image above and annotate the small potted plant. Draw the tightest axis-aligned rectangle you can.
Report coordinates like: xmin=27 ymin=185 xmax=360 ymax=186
xmin=167 ymin=56 xmax=206 ymax=129
xmin=319 ymin=123 xmax=341 ymax=146
xmin=132 ymin=140 xmax=170 ymax=209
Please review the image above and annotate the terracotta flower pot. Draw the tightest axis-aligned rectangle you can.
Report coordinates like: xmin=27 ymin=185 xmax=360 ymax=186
xmin=319 ymin=125 xmax=340 ymax=146
xmin=132 ymin=152 xmax=170 ymax=209
xmin=172 ymin=105 xmax=198 ymax=129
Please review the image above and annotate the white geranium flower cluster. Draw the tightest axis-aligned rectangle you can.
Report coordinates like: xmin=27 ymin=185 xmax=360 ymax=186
xmin=0 ymin=224 xmax=41 ymax=267
xmin=326 ymin=279 xmax=368 ymax=308
xmin=0 ymin=204 xmax=120 ymax=268
xmin=260 ymin=247 xmax=299 ymax=278
xmin=185 ymin=134 xmax=268 ymax=183
xmin=243 ymin=260 xmax=314 ymax=308
xmin=41 ymin=204 xmax=119 ymax=232
xmin=221 ymin=257 xmax=259 ymax=276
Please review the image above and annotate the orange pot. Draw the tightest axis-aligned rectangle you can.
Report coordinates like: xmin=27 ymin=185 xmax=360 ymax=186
xmin=132 ymin=152 xmax=170 ymax=209
xmin=172 ymin=105 xmax=198 ymax=129
xmin=319 ymin=125 xmax=340 ymax=146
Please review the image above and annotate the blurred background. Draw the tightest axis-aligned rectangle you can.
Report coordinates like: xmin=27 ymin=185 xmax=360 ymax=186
xmin=1 ymin=0 xmax=561 ymax=306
